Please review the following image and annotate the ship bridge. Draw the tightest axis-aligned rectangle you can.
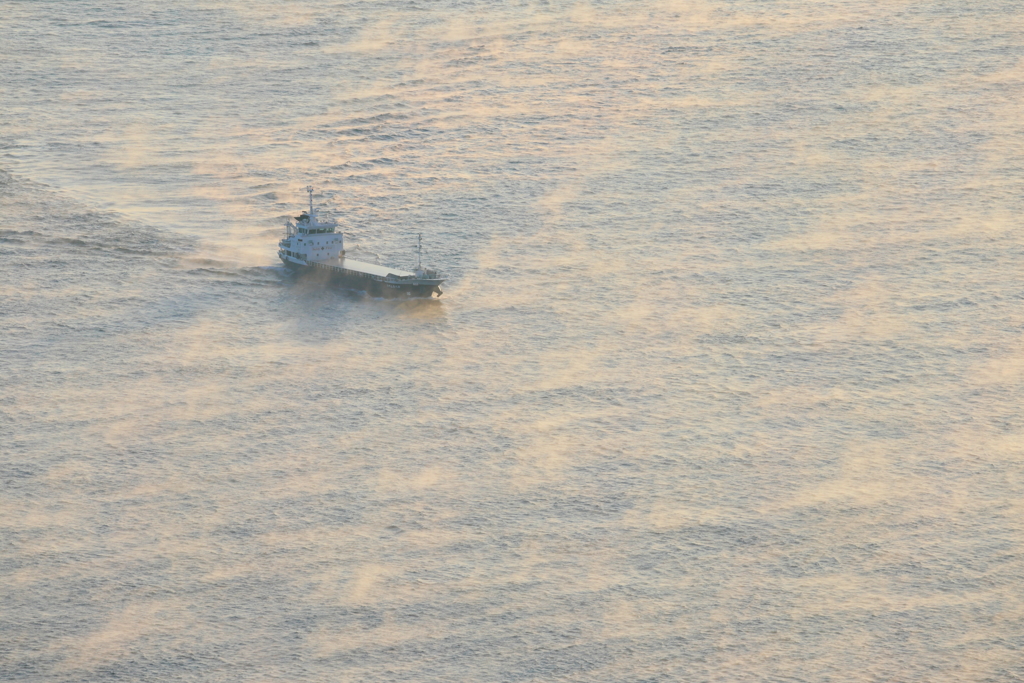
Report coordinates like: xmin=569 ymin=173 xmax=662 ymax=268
xmin=279 ymin=186 xmax=345 ymax=263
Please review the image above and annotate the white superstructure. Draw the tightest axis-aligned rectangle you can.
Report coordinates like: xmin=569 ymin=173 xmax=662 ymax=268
xmin=278 ymin=186 xmax=345 ymax=265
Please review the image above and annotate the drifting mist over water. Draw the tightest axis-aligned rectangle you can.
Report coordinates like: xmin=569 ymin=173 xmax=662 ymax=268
xmin=2 ymin=1 xmax=1024 ymax=680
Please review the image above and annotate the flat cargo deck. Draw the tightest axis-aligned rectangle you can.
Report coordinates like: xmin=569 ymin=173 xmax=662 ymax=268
xmin=320 ymin=257 xmax=415 ymax=279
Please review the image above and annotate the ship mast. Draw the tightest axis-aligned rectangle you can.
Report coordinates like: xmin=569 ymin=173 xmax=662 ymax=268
xmin=306 ymin=185 xmax=314 ymax=215
xmin=416 ymin=233 xmax=422 ymax=269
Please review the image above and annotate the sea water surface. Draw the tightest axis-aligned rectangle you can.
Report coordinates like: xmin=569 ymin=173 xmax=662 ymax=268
xmin=2 ymin=1 xmax=1023 ymax=681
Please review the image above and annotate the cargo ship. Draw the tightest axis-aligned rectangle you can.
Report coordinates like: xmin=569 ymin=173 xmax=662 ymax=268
xmin=278 ymin=186 xmax=445 ymax=297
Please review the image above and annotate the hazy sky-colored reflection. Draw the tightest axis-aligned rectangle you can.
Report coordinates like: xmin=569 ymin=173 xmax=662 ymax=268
xmin=2 ymin=1 xmax=1023 ymax=681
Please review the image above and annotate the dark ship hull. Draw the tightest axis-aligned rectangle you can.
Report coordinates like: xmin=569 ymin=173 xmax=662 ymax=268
xmin=282 ymin=256 xmax=443 ymax=298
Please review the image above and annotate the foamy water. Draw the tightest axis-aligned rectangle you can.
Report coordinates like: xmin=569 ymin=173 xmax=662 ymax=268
xmin=2 ymin=2 xmax=1023 ymax=681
